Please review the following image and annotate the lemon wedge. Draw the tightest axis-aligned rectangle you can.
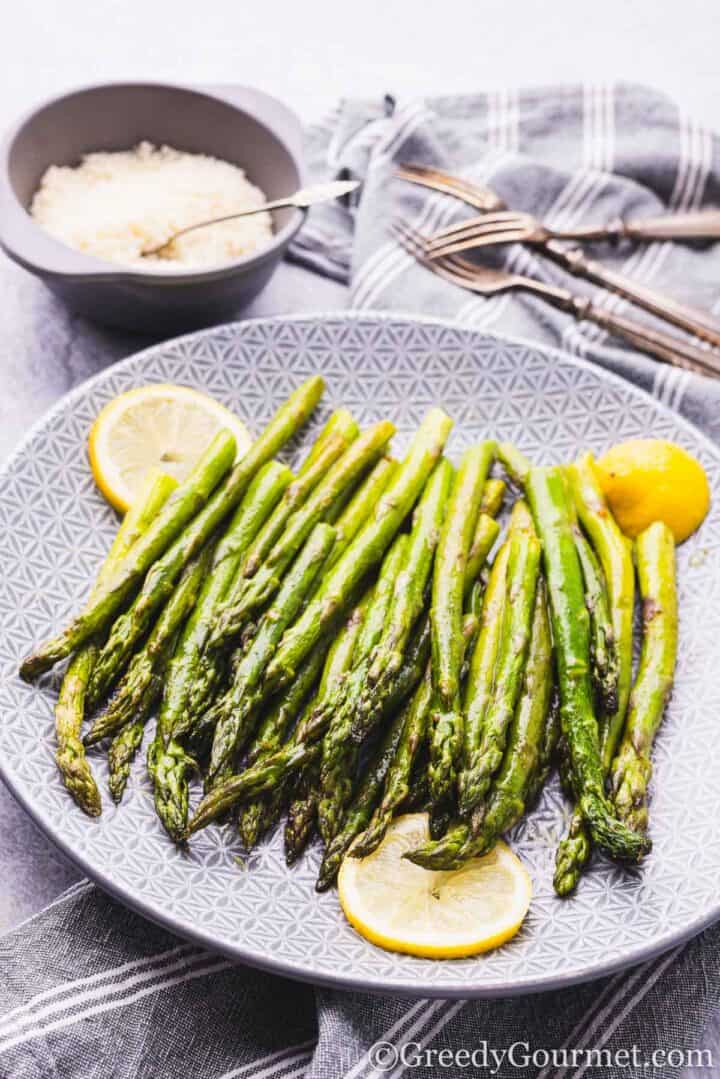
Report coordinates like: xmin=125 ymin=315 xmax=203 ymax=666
xmin=337 ymin=814 xmax=532 ymax=958
xmin=88 ymin=384 xmax=251 ymax=511
xmin=596 ymin=439 xmax=710 ymax=543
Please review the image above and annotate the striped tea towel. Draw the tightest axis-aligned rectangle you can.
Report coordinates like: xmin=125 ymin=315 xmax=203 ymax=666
xmin=4 ymin=83 xmax=720 ymax=1079
xmin=292 ymin=82 xmax=720 ymax=445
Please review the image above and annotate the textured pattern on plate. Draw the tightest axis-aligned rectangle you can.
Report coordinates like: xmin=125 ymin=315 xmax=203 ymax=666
xmin=0 ymin=314 xmax=718 ymax=998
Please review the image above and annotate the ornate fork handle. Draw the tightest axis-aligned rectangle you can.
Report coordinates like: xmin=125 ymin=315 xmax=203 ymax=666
xmin=544 ymin=242 xmax=720 ymax=349
xmin=560 ymin=292 xmax=720 ymax=379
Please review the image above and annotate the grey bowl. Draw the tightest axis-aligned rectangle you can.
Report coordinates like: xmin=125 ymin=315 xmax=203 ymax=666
xmin=0 ymin=82 xmax=305 ymax=333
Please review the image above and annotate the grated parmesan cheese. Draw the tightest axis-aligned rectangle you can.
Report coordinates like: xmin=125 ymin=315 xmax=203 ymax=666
xmin=30 ymin=141 xmax=274 ymax=271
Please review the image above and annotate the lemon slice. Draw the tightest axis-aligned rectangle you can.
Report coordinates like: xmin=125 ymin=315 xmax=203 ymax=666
xmin=88 ymin=384 xmax=251 ymax=511
xmin=596 ymin=439 xmax=710 ymax=543
xmin=338 ymin=814 xmax=532 ymax=959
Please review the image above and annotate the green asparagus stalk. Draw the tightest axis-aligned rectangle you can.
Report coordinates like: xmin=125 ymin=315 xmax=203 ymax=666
xmin=318 ymin=535 xmax=409 ymax=842
xmin=610 ymin=522 xmax=677 ymax=832
xmin=569 ymin=453 xmax=635 ymax=762
xmin=157 ymin=461 xmax=293 ymax=744
xmin=406 ymin=580 xmax=553 ymax=869
xmin=352 ymin=667 xmax=433 ymax=859
xmin=464 ymin=515 xmax=501 ymax=599
xmin=207 ymin=422 xmax=395 ymax=652
xmin=526 ymin=466 xmax=649 ymax=869
xmin=479 ymin=478 xmax=506 ymax=517
xmin=299 ymin=408 xmax=359 ymax=475
xmin=207 ymin=523 xmax=338 ymax=783
xmin=84 ymin=542 xmax=215 ymax=745
xmin=67 ymin=377 xmax=323 ymax=698
xmin=316 ymin=707 xmax=407 ymax=891
xmin=363 ymin=457 xmax=453 ymax=708
xmin=324 ymin=456 xmax=398 ymax=570
xmin=282 ymin=604 xmax=367 ymax=862
xmin=497 ymin=442 xmax=531 ymax=486
xmin=54 ymin=468 xmax=177 ymax=814
xmin=22 ymin=431 xmax=239 ymax=681
xmin=457 ymin=528 xmax=541 ymax=816
xmin=573 ymin=522 xmax=619 ymax=716
xmin=237 ymin=638 xmax=328 ymax=850
xmin=429 ymin=442 xmax=495 ymax=807
xmin=186 ymin=604 xmax=430 ymax=836
xmin=263 ymin=408 xmax=454 ymax=695
xmin=108 ymin=666 xmax=167 ymax=803
xmin=553 ymin=452 xmax=636 ymax=894
xmin=231 ymin=425 xmax=355 ymax=586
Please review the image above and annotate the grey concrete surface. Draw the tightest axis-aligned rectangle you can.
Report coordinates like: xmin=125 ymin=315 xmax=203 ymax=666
xmin=1 ymin=1 xmax=718 ymax=1069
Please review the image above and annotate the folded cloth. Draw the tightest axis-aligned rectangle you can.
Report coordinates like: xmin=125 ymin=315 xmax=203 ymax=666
xmin=4 ymin=83 xmax=720 ymax=1079
xmin=293 ymin=82 xmax=720 ymax=445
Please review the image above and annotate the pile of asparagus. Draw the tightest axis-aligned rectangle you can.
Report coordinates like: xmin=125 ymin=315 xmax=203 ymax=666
xmin=21 ymin=376 xmax=679 ymax=896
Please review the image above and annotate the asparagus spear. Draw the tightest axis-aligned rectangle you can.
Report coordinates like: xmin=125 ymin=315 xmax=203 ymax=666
xmin=429 ymin=442 xmax=495 ymax=808
xmin=186 ymin=608 xmax=430 ymax=835
xmin=69 ymin=377 xmax=324 ymax=698
xmin=263 ymin=408 xmax=454 ymax=695
xmin=54 ymin=469 xmax=177 ymax=815
xmin=406 ymin=580 xmax=553 ymax=869
xmin=237 ymin=637 xmax=328 ymax=850
xmin=207 ymin=421 xmax=395 ymax=652
xmin=156 ymin=461 xmax=293 ymax=744
xmin=526 ymin=466 xmax=649 ymax=867
xmin=316 ymin=707 xmax=407 ymax=891
xmin=358 ymin=457 xmax=453 ymax=726
xmin=610 ymin=521 xmax=677 ymax=832
xmin=317 ymin=535 xmax=409 ymax=842
xmin=352 ymin=665 xmax=433 ymax=859
xmin=108 ymin=667 xmax=167 ymax=803
xmin=457 ymin=528 xmax=541 ymax=816
xmin=569 ymin=452 xmax=635 ymax=762
xmin=479 ymin=478 xmax=506 ymax=517
xmin=464 ymin=515 xmax=501 ymax=599
xmin=231 ymin=423 xmax=355 ymax=587
xmin=299 ymin=408 xmax=359 ymax=475
xmin=573 ymin=522 xmax=619 ymax=716
xmin=207 ymin=522 xmax=338 ymax=783
xmin=553 ymin=452 xmax=636 ymax=894
xmin=324 ymin=456 xmax=398 ymax=571
xmin=21 ymin=428 xmax=238 ymax=681
xmin=497 ymin=442 xmax=531 ymax=486
xmin=84 ymin=542 xmax=215 ymax=744
xmin=282 ymin=604 xmax=367 ymax=862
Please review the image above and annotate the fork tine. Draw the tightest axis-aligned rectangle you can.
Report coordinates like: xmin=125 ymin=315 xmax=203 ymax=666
xmin=391 ymin=218 xmax=483 ymax=291
xmin=426 ymin=211 xmax=529 ymax=246
xmin=395 ymin=163 xmax=504 ymax=211
xmin=428 ymin=230 xmax=530 ymax=259
xmin=425 ymin=218 xmax=530 ymax=252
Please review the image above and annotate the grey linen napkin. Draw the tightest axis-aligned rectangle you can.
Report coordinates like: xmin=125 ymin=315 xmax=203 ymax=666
xmin=3 ymin=83 xmax=720 ymax=1079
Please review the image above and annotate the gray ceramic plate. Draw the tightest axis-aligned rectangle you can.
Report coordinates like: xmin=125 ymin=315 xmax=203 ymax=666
xmin=1 ymin=313 xmax=718 ymax=999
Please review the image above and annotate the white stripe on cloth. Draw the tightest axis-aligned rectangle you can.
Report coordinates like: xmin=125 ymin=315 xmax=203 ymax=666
xmin=534 ymin=969 xmax=631 ymax=1079
xmin=468 ymin=83 xmax=611 ymax=330
xmin=353 ymin=90 xmax=515 ymax=310
xmin=217 ymin=1040 xmax=316 ymax=1079
xmin=343 ymin=1000 xmax=441 ymax=1079
xmin=0 ymin=957 xmax=232 ymax=1057
xmin=0 ymin=942 xmax=198 ymax=1035
xmin=566 ymin=115 xmax=712 ymax=362
xmin=0 ymin=947 xmax=218 ymax=1049
xmin=568 ymin=946 xmax=685 ymax=1079
xmin=543 ymin=946 xmax=685 ymax=1079
xmin=381 ymin=1001 xmax=467 ymax=1079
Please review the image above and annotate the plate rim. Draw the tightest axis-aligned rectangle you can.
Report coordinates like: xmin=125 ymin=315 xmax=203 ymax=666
xmin=2 ymin=308 xmax=719 ymax=999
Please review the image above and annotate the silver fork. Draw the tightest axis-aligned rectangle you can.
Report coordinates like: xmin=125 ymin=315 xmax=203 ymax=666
xmin=395 ymin=162 xmax=720 ymax=349
xmin=392 ymin=218 xmax=720 ymax=380
xmin=422 ymin=208 xmax=720 ymax=254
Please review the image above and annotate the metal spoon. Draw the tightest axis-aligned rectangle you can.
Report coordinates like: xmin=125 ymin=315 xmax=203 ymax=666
xmin=141 ymin=179 xmax=361 ymax=257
